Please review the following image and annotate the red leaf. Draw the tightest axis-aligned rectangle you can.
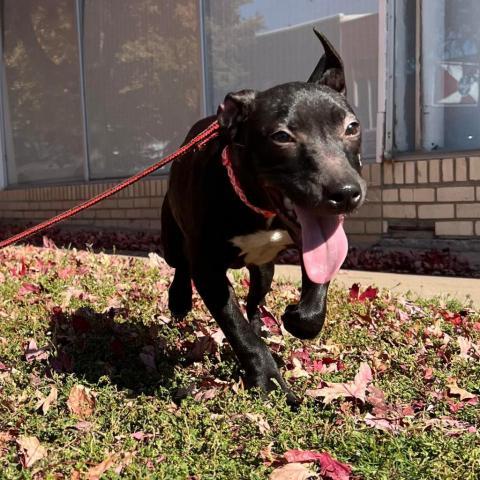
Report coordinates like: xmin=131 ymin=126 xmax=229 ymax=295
xmin=348 ymin=283 xmax=359 ymax=301
xmin=283 ymin=449 xmax=352 ymax=480
xmin=284 ymin=449 xmax=320 ymax=463
xmin=359 ymin=286 xmax=378 ymax=302
xmin=10 ymin=259 xmax=27 ymax=277
xmin=260 ymin=306 xmax=281 ymax=334
xmin=349 ymin=284 xmax=377 ymax=303
xmin=18 ymin=283 xmax=41 ymax=297
xmin=317 ymin=452 xmax=352 ymax=480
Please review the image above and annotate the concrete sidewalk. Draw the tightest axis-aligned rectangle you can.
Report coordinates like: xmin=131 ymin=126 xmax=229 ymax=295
xmin=274 ymin=265 xmax=480 ymax=308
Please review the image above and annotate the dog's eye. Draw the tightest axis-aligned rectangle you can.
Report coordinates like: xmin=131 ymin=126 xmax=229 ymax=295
xmin=271 ymin=131 xmax=294 ymax=143
xmin=345 ymin=121 xmax=360 ymax=137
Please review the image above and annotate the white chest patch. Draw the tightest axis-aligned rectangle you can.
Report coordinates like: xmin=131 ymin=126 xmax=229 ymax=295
xmin=230 ymin=229 xmax=293 ymax=265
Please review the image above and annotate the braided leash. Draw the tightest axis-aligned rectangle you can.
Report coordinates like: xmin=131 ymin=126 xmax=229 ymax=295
xmin=0 ymin=121 xmax=220 ymax=249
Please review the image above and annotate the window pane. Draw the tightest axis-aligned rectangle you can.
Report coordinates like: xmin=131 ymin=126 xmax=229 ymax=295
xmin=2 ymin=0 xmax=85 ymax=185
xmin=394 ymin=0 xmax=480 ymax=153
xmin=204 ymin=0 xmax=379 ymax=159
xmin=84 ymin=0 xmax=203 ymax=180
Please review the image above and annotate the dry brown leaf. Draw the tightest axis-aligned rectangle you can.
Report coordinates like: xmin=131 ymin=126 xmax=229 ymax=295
xmin=87 ymin=454 xmax=116 ymax=480
xmin=67 ymin=384 xmax=96 ymax=418
xmin=35 ymin=386 xmax=58 ymax=415
xmin=17 ymin=436 xmax=47 ymax=468
xmin=447 ymin=380 xmax=477 ymax=401
xmin=457 ymin=336 xmax=473 ymax=360
xmin=245 ymin=413 xmax=271 ymax=435
xmin=270 ymin=462 xmax=318 ymax=480
xmin=306 ymin=363 xmax=372 ymax=404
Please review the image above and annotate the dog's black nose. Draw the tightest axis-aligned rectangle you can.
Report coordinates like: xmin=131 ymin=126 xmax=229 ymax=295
xmin=326 ymin=184 xmax=362 ymax=211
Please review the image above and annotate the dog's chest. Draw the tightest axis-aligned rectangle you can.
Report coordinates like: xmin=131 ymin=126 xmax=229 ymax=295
xmin=230 ymin=229 xmax=293 ymax=265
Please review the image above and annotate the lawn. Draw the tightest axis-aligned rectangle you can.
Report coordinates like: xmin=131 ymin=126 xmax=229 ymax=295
xmin=0 ymin=243 xmax=479 ymax=479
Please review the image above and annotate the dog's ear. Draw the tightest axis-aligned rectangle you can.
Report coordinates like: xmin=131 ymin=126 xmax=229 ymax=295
xmin=308 ymin=28 xmax=346 ymax=95
xmin=217 ymin=89 xmax=256 ymax=137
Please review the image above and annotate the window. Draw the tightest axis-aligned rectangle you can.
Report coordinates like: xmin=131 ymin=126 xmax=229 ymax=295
xmin=2 ymin=1 xmax=85 ymax=185
xmin=393 ymin=0 xmax=480 ymax=153
xmin=203 ymin=0 xmax=379 ymax=159
xmin=84 ymin=0 xmax=203 ymax=180
xmin=0 ymin=0 xmax=203 ymax=186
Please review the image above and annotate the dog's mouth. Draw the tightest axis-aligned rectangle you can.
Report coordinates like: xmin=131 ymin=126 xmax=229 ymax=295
xmin=267 ymin=190 xmax=348 ymax=284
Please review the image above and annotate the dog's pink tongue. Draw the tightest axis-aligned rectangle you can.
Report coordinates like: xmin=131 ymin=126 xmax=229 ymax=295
xmin=294 ymin=206 xmax=348 ymax=284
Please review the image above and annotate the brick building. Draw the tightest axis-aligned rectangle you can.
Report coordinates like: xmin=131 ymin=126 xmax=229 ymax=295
xmin=0 ymin=1 xmax=478 ymax=259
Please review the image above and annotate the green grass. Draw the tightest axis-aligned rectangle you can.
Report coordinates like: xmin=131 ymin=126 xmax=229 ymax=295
xmin=0 ymin=246 xmax=479 ymax=479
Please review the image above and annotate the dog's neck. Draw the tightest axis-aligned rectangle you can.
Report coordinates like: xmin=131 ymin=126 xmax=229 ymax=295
xmin=226 ymin=144 xmax=274 ymax=218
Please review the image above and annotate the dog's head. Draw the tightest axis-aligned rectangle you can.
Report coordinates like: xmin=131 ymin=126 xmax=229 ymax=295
xmin=217 ymin=30 xmax=367 ymax=284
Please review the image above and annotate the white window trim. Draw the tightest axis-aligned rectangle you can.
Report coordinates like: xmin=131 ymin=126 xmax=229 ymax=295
xmin=378 ymin=0 xmax=395 ymax=162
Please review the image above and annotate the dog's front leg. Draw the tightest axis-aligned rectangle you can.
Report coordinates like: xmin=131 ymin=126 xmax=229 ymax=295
xmin=282 ymin=262 xmax=329 ymax=340
xmin=192 ymin=265 xmax=298 ymax=404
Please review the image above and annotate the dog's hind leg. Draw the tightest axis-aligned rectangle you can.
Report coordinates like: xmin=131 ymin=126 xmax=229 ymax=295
xmin=246 ymin=262 xmax=274 ymax=336
xmin=168 ymin=265 xmax=192 ymax=320
xmin=161 ymin=194 xmax=192 ymax=319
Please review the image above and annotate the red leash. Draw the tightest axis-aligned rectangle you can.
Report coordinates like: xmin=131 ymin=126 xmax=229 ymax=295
xmin=0 ymin=121 xmax=220 ymax=249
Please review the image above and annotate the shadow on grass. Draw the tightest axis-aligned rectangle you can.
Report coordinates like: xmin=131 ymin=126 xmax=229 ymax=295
xmin=48 ymin=306 xmax=184 ymax=396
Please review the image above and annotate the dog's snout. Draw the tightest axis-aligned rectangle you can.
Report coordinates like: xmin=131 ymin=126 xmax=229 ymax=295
xmin=326 ymin=184 xmax=362 ymax=211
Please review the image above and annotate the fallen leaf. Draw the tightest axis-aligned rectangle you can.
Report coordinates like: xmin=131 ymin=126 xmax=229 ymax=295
xmin=24 ymin=339 xmax=49 ymax=362
xmin=359 ymin=286 xmax=378 ymax=302
xmin=447 ymin=380 xmax=477 ymax=401
xmin=75 ymin=420 xmax=94 ymax=432
xmin=18 ymin=283 xmax=41 ymax=297
xmin=67 ymin=385 xmax=96 ymax=418
xmin=260 ymin=306 xmax=281 ymax=334
xmin=17 ymin=436 xmax=47 ymax=468
xmin=42 ymin=236 xmax=57 ymax=249
xmin=364 ymin=413 xmax=400 ymax=433
xmin=285 ymin=450 xmax=322 ymax=463
xmin=283 ymin=449 xmax=351 ymax=480
xmin=349 ymin=284 xmax=378 ymax=302
xmin=35 ymin=386 xmax=58 ymax=415
xmin=148 ymin=252 xmax=164 ymax=268
xmin=131 ymin=431 xmax=154 ymax=441
xmin=457 ymin=336 xmax=472 ymax=360
xmin=87 ymin=454 xmax=116 ymax=480
xmin=270 ymin=462 xmax=318 ymax=480
xmin=260 ymin=442 xmax=280 ymax=466
xmin=193 ymin=388 xmax=218 ymax=401
xmin=245 ymin=413 xmax=271 ymax=435
xmin=306 ymin=363 xmax=372 ymax=404
xmin=317 ymin=451 xmax=352 ymax=480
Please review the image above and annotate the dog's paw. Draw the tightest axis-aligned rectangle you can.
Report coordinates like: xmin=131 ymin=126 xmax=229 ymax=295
xmin=247 ymin=370 xmax=301 ymax=408
xmin=282 ymin=304 xmax=325 ymax=340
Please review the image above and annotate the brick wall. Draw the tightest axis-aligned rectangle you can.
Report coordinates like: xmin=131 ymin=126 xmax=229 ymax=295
xmin=0 ymin=177 xmax=169 ymax=231
xmin=382 ymin=157 xmax=480 ymax=238
xmin=344 ymin=156 xmax=480 ymax=246
xmin=343 ymin=163 xmax=383 ymax=246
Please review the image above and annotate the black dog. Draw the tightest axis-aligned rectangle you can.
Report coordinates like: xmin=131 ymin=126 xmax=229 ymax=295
xmin=161 ymin=30 xmax=366 ymax=403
